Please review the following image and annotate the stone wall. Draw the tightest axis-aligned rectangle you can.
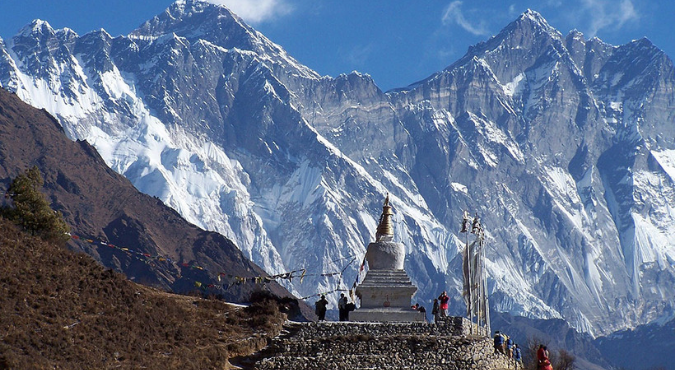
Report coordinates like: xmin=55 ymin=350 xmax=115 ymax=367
xmin=248 ymin=317 xmax=513 ymax=370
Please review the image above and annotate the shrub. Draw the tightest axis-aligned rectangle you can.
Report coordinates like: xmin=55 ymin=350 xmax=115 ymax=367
xmin=1 ymin=166 xmax=70 ymax=245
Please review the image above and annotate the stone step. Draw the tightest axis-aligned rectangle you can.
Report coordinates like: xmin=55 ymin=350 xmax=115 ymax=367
xmin=358 ymin=278 xmax=413 ymax=285
xmin=361 ymin=280 xmax=412 ymax=284
xmin=359 ymin=270 xmax=413 ymax=284
xmin=363 ymin=270 xmax=411 ymax=276
xmin=361 ymin=275 xmax=411 ymax=280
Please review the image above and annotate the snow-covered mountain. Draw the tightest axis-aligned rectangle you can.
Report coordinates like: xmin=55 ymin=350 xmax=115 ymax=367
xmin=1 ymin=0 xmax=674 ymax=337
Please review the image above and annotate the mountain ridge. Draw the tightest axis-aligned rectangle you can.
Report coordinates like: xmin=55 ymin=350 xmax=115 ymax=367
xmin=1 ymin=1 xmax=674 ymax=339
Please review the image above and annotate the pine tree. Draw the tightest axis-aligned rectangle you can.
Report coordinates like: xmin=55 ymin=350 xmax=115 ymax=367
xmin=2 ymin=166 xmax=70 ymax=245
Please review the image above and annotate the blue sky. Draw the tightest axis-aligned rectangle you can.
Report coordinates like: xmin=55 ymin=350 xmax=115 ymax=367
xmin=1 ymin=0 xmax=673 ymax=91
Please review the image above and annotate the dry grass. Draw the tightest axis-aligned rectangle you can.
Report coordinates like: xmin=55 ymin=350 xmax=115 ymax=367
xmin=0 ymin=217 xmax=286 ymax=369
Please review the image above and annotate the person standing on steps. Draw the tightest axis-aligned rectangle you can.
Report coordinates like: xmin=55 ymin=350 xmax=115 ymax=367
xmin=513 ymin=344 xmax=522 ymax=369
xmin=493 ymin=331 xmax=505 ymax=354
xmin=506 ymin=336 xmax=514 ymax=358
xmin=315 ymin=295 xmax=328 ymax=321
xmin=338 ymin=293 xmax=348 ymax=321
xmin=431 ymin=298 xmax=440 ymax=323
xmin=438 ymin=291 xmax=449 ymax=317
xmin=417 ymin=303 xmax=427 ymax=322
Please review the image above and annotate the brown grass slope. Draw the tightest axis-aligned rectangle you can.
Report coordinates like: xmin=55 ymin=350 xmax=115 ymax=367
xmin=0 ymin=88 xmax=311 ymax=319
xmin=0 ymin=217 xmax=286 ymax=369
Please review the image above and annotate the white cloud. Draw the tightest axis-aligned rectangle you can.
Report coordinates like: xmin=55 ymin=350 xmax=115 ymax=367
xmin=441 ymin=1 xmax=489 ymax=36
xmin=343 ymin=44 xmax=374 ymax=67
xmin=580 ymin=0 xmax=639 ymax=36
xmin=205 ymin=0 xmax=292 ymax=24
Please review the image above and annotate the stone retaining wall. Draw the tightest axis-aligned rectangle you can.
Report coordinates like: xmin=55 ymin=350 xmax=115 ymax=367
xmin=250 ymin=317 xmax=512 ymax=370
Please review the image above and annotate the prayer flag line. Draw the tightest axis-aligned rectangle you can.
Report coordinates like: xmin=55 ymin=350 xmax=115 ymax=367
xmin=69 ymin=233 xmax=360 ymax=299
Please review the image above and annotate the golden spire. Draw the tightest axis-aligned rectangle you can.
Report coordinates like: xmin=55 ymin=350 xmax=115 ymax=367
xmin=375 ymin=194 xmax=394 ymax=242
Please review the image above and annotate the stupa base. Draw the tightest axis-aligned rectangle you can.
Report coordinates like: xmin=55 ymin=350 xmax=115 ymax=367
xmin=350 ymin=308 xmax=425 ymax=322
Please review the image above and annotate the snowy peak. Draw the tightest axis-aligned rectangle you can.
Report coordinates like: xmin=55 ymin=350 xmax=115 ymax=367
xmin=423 ymin=10 xmax=570 ymax=92
xmin=13 ymin=20 xmax=58 ymax=54
xmin=130 ymin=0 xmax=317 ymax=81
xmin=516 ymin=9 xmax=556 ymax=33
xmin=13 ymin=19 xmax=77 ymax=49
xmin=462 ymin=9 xmax=562 ymax=60
xmin=622 ymin=37 xmax=666 ymax=65
xmin=131 ymin=0 xmax=256 ymax=50
xmin=18 ymin=19 xmax=56 ymax=39
xmin=2 ymin=3 xmax=675 ymax=342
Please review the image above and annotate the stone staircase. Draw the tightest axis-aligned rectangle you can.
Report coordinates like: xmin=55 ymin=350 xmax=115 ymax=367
xmin=239 ymin=317 xmax=512 ymax=370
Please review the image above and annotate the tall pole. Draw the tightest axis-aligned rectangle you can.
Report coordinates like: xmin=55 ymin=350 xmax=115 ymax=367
xmin=461 ymin=210 xmax=472 ymax=333
xmin=462 ymin=211 xmax=488 ymax=336
xmin=483 ymin=232 xmax=490 ymax=336
xmin=467 ymin=229 xmax=473 ymax=332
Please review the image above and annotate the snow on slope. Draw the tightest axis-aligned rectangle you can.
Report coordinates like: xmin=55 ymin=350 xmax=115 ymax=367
xmin=1 ymin=21 xmax=290 ymax=285
xmin=2 ymin=3 xmax=675 ymax=338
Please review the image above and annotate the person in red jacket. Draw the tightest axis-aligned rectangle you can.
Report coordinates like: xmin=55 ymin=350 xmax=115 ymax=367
xmin=537 ymin=345 xmax=553 ymax=370
xmin=438 ymin=291 xmax=450 ymax=317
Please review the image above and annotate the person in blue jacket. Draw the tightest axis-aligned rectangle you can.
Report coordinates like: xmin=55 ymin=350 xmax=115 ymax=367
xmin=513 ymin=344 xmax=522 ymax=369
xmin=506 ymin=336 xmax=514 ymax=358
xmin=493 ymin=331 xmax=505 ymax=354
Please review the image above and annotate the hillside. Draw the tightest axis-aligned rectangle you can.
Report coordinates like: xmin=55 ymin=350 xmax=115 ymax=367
xmin=0 ymin=216 xmax=287 ymax=369
xmin=0 ymin=87 xmax=312 ymax=319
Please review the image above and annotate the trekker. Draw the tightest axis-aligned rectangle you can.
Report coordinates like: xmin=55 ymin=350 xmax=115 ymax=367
xmin=417 ymin=303 xmax=427 ymax=322
xmin=438 ymin=291 xmax=450 ymax=317
xmin=315 ymin=295 xmax=328 ymax=321
xmin=338 ymin=293 xmax=348 ymax=321
xmin=506 ymin=336 xmax=514 ymax=358
xmin=537 ymin=345 xmax=553 ymax=370
xmin=431 ymin=298 xmax=440 ymax=323
xmin=493 ymin=331 xmax=505 ymax=354
xmin=412 ymin=303 xmax=427 ymax=322
xmin=513 ymin=344 xmax=522 ymax=369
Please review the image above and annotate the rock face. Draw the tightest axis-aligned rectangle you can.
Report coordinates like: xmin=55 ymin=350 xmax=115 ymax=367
xmin=1 ymin=2 xmax=675 ymax=337
xmin=250 ymin=317 xmax=510 ymax=370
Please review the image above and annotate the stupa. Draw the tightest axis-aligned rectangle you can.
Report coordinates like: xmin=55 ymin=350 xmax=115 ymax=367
xmin=350 ymin=195 xmax=423 ymax=322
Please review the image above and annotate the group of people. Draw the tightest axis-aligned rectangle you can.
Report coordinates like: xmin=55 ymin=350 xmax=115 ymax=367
xmin=315 ymin=289 xmax=497 ymax=325
xmin=431 ymin=291 xmax=450 ymax=322
xmin=314 ymin=293 xmax=355 ymax=321
xmin=493 ymin=332 xmax=554 ymax=370
xmin=316 ymin=290 xmax=452 ymax=323
xmin=493 ymin=331 xmax=522 ymax=368
xmin=412 ymin=290 xmax=451 ymax=323
xmin=408 ymin=290 xmax=454 ymax=323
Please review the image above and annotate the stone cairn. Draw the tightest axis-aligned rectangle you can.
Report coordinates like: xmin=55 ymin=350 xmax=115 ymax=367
xmin=242 ymin=316 xmax=512 ymax=370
